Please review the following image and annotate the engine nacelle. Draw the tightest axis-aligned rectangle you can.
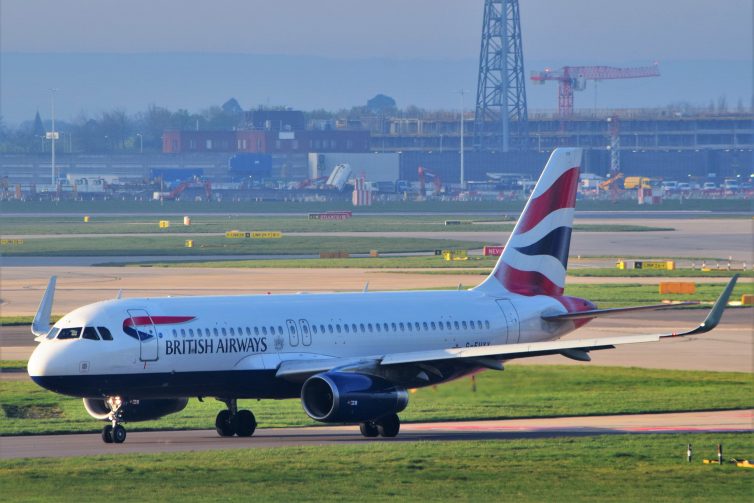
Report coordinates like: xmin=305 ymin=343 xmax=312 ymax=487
xmin=301 ymin=372 xmax=408 ymax=423
xmin=83 ymin=398 xmax=189 ymax=422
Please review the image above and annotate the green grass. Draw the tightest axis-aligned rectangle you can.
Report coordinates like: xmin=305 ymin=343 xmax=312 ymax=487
xmin=563 ymin=282 xmax=753 ymax=308
xmin=2 ymin=197 xmax=751 ymax=213
xmin=0 ymin=433 xmax=751 ymax=501
xmin=2 ymin=365 xmax=751 ymax=436
xmin=0 ymin=236 xmax=486 ymax=257
xmin=0 ymin=213 xmax=674 ymax=236
xmin=569 ymin=268 xmax=752 ymax=278
xmin=0 ymin=360 xmax=27 ymax=371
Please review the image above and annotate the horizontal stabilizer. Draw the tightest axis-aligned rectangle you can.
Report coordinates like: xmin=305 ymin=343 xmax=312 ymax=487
xmin=542 ymin=302 xmax=698 ymax=322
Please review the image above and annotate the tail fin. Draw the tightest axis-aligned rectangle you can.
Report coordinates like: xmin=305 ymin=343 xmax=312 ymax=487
xmin=475 ymin=148 xmax=582 ymax=296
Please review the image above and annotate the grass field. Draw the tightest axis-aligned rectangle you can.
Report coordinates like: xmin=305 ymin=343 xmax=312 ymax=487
xmin=0 ymin=433 xmax=751 ymax=501
xmin=562 ymin=282 xmax=752 ymax=308
xmin=2 ymin=365 xmax=751 ymax=436
xmin=2 ymin=197 xmax=751 ymax=213
xmin=0 ymin=213 xmax=675 ymax=236
xmin=0 ymin=235 xmax=486 ymax=257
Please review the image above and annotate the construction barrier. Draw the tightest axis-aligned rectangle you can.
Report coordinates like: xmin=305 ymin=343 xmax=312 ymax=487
xmin=369 ymin=250 xmax=379 ymax=257
xmin=320 ymin=251 xmax=350 ymax=259
xmin=616 ymin=260 xmax=626 ymax=270
xmin=741 ymin=294 xmax=753 ymax=306
xmin=83 ymin=215 xmax=90 ymax=223
xmin=659 ymin=282 xmax=696 ymax=294
xmin=635 ymin=260 xmax=675 ymax=270
xmin=185 ymin=240 xmax=194 ymax=248
xmin=483 ymin=245 xmax=504 ymax=257
xmin=159 ymin=220 xmax=170 ymax=229
xmin=183 ymin=216 xmax=191 ymax=226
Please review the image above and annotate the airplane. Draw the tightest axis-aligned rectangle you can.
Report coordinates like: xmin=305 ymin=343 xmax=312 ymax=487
xmin=27 ymin=148 xmax=738 ymax=444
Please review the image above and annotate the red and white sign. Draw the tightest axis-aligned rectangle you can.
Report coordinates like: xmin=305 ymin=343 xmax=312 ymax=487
xmin=483 ymin=245 xmax=504 ymax=256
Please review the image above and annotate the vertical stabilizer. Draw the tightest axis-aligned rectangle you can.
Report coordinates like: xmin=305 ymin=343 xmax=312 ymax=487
xmin=475 ymin=148 xmax=582 ymax=296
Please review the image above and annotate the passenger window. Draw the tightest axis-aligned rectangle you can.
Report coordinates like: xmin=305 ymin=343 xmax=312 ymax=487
xmin=336 ymin=325 xmax=341 ymax=333
xmin=477 ymin=320 xmax=483 ymax=330
xmin=438 ymin=322 xmax=443 ymax=331
xmin=97 ymin=327 xmax=113 ymax=340
xmin=229 ymin=328 xmax=235 ymax=336
xmin=352 ymin=323 xmax=357 ymax=333
xmin=485 ymin=320 xmax=490 ymax=329
xmin=343 ymin=324 xmax=349 ymax=333
xmin=214 ymin=328 xmax=219 ymax=337
xmin=328 ymin=325 xmax=333 ymax=333
xmin=82 ymin=327 xmax=100 ymax=340
xmin=422 ymin=322 xmax=428 ymax=330
xmin=462 ymin=321 xmax=468 ymax=330
xmin=446 ymin=321 xmax=452 ymax=330
xmin=312 ymin=325 xmax=318 ymax=334
xmin=303 ymin=325 xmax=309 ymax=334
xmin=431 ymin=322 xmax=436 ymax=330
xmin=415 ymin=322 xmax=420 ymax=331
xmin=189 ymin=329 xmax=195 ymax=337
xmin=254 ymin=327 xmax=260 ymax=336
xmin=221 ymin=328 xmax=227 ymax=336
xmin=470 ymin=321 xmax=475 ymax=330
xmin=181 ymin=329 xmax=186 ymax=337
xmin=454 ymin=321 xmax=460 ymax=330
xmin=277 ymin=326 xmax=283 ymax=335
xmin=262 ymin=327 xmax=268 ymax=335
xmin=399 ymin=322 xmax=405 ymax=331
xmin=367 ymin=323 xmax=373 ymax=332
xmin=320 ymin=324 xmax=326 ymax=333
xmin=383 ymin=323 xmax=388 ymax=332
xmin=360 ymin=323 xmax=365 ymax=332
xmin=376 ymin=324 xmax=381 ymax=333
xmin=206 ymin=328 xmax=211 ymax=337
xmin=57 ymin=327 xmax=82 ymax=339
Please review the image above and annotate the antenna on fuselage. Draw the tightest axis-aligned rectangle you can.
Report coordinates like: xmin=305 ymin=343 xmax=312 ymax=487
xmin=115 ymin=289 xmax=122 ymax=300
xmin=363 ymin=282 xmax=369 ymax=293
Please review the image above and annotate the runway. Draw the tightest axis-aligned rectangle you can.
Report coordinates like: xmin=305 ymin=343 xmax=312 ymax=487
xmin=0 ymin=409 xmax=749 ymax=459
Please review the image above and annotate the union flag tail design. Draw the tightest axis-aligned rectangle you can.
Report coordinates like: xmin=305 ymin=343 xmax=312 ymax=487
xmin=476 ymin=148 xmax=582 ymax=297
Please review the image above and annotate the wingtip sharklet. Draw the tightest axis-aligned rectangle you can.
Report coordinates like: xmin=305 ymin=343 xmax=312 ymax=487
xmin=31 ymin=276 xmax=57 ymax=338
xmin=689 ymin=273 xmax=738 ymax=335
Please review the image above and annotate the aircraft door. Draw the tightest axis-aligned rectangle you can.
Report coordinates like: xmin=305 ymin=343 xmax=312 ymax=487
xmin=127 ymin=309 xmax=159 ymax=361
xmin=495 ymin=300 xmax=520 ymax=344
xmin=286 ymin=319 xmax=299 ymax=347
xmin=298 ymin=319 xmax=312 ymax=346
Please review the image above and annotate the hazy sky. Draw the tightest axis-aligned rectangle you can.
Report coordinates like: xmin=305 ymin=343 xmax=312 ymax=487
xmin=1 ymin=1 xmax=751 ymax=123
xmin=2 ymin=0 xmax=751 ymax=60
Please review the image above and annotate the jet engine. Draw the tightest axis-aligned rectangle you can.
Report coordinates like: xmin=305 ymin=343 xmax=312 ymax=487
xmin=301 ymin=372 xmax=408 ymax=423
xmin=83 ymin=398 xmax=189 ymax=422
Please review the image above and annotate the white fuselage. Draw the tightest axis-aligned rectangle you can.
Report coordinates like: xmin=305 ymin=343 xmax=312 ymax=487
xmin=28 ymin=288 xmax=575 ymax=399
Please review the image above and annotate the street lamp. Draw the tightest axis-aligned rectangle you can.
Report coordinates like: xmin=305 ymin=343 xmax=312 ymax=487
xmin=46 ymin=88 xmax=59 ymax=185
xmin=136 ymin=133 xmax=143 ymax=153
xmin=458 ymin=89 xmax=467 ymax=190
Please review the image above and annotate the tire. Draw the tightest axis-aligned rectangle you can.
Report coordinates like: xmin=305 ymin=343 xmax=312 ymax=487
xmin=359 ymin=422 xmax=379 ymax=438
xmin=235 ymin=410 xmax=257 ymax=437
xmin=102 ymin=425 xmax=114 ymax=443
xmin=215 ymin=410 xmax=234 ymax=437
xmin=112 ymin=425 xmax=127 ymax=444
xmin=376 ymin=414 xmax=400 ymax=438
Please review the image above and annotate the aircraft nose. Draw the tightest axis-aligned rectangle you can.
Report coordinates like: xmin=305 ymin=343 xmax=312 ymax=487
xmin=27 ymin=343 xmax=51 ymax=377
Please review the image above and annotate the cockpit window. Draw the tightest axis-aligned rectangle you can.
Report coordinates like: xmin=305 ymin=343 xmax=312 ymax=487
xmin=46 ymin=327 xmax=60 ymax=340
xmin=97 ymin=327 xmax=113 ymax=340
xmin=82 ymin=327 xmax=100 ymax=341
xmin=57 ymin=327 xmax=83 ymax=340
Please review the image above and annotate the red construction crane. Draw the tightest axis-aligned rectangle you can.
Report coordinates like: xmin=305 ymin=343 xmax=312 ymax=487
xmin=418 ymin=166 xmax=442 ymax=197
xmin=530 ymin=64 xmax=660 ymax=116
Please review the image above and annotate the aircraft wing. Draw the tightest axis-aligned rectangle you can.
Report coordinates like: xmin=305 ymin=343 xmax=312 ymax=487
xmin=276 ymin=275 xmax=737 ymax=379
xmin=381 ymin=274 xmax=737 ymax=367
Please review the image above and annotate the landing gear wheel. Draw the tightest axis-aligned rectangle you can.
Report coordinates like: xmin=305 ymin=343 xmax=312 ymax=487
xmin=376 ymin=414 xmax=400 ymax=438
xmin=112 ymin=424 xmax=127 ymax=443
xmin=359 ymin=421 xmax=379 ymax=438
xmin=235 ymin=410 xmax=257 ymax=437
xmin=216 ymin=410 xmax=235 ymax=437
xmin=102 ymin=424 xmax=114 ymax=443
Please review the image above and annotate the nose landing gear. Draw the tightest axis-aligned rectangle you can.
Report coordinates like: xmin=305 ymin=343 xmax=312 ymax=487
xmin=215 ymin=398 xmax=256 ymax=438
xmin=101 ymin=397 xmax=127 ymax=444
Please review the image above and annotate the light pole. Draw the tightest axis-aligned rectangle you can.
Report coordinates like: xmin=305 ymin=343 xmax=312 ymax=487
xmin=458 ymin=89 xmax=467 ymax=191
xmin=137 ymin=133 xmax=143 ymax=153
xmin=46 ymin=89 xmax=58 ymax=185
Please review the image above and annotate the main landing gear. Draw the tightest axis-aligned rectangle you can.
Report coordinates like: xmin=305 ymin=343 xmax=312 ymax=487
xmin=216 ymin=399 xmax=257 ymax=437
xmin=359 ymin=413 xmax=400 ymax=438
xmin=101 ymin=397 xmax=127 ymax=444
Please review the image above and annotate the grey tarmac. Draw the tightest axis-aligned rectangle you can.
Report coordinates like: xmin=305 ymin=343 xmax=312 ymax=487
xmin=1 ymin=409 xmax=750 ymax=459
